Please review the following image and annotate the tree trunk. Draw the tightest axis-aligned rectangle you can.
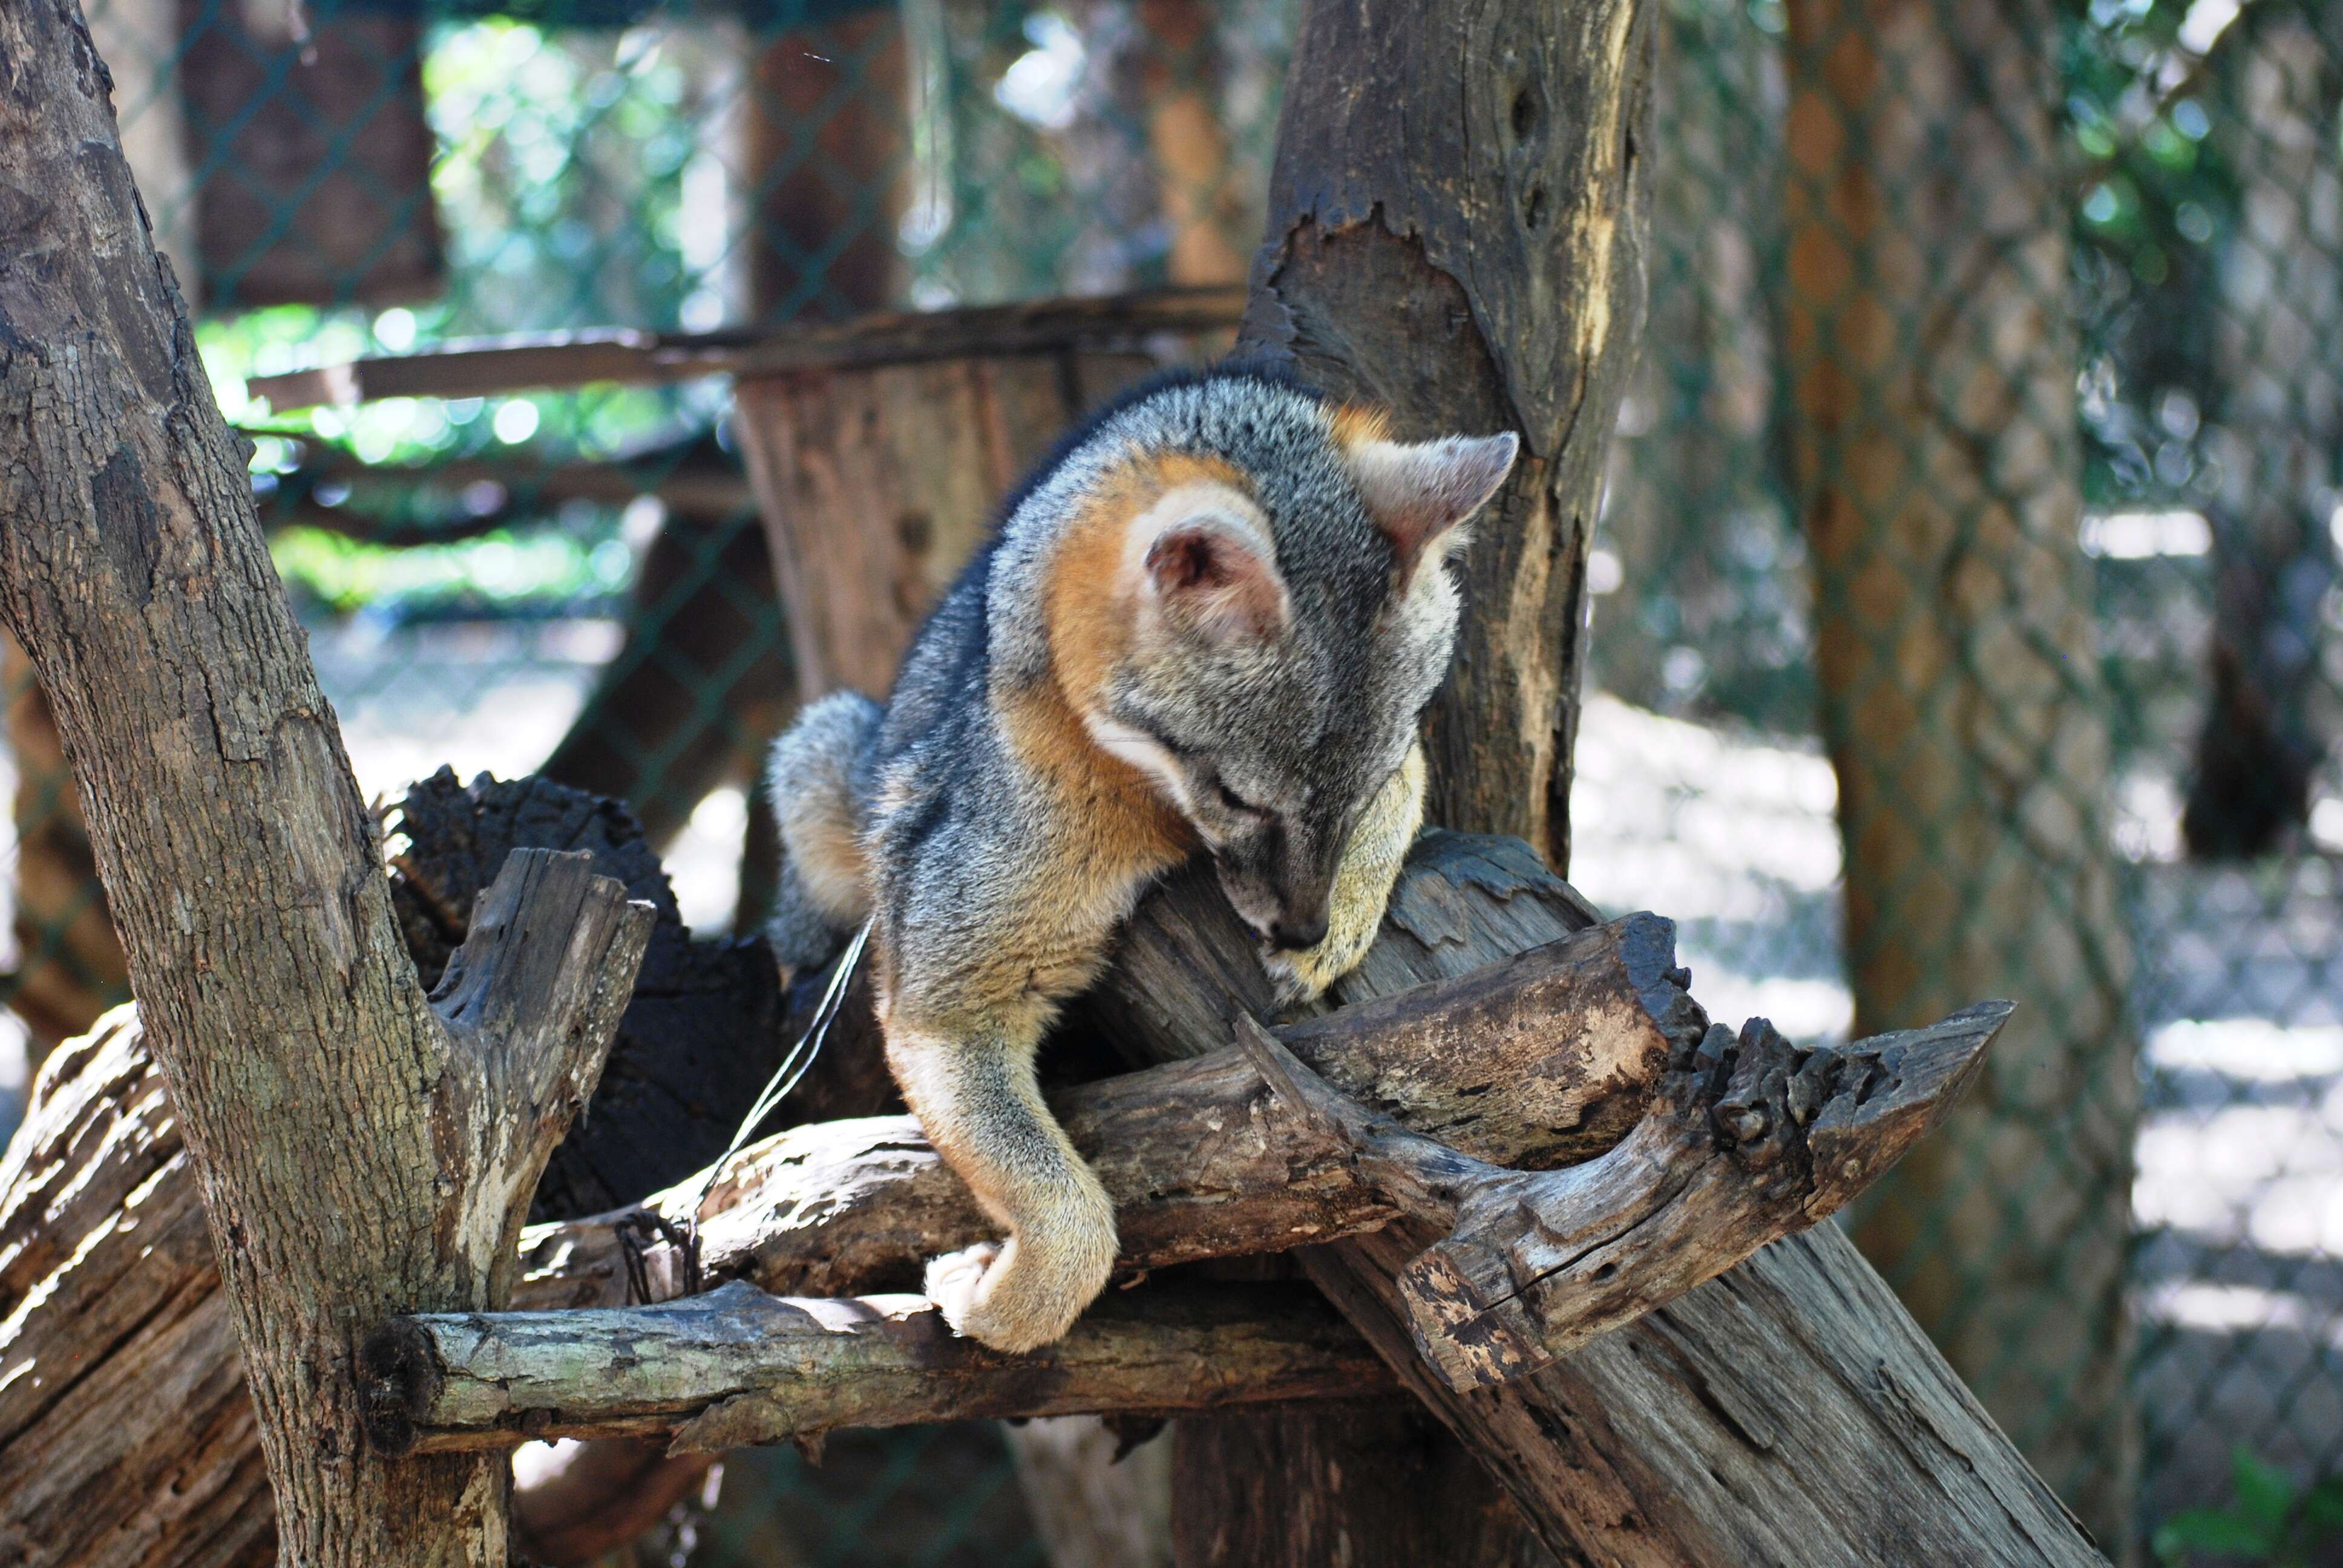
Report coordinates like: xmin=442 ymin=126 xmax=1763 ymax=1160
xmin=1592 ymin=1 xmax=1793 ymax=725
xmin=2182 ymin=7 xmax=2343 ymax=859
xmin=0 ymin=7 xmax=657 ymax=1563
xmin=536 ymin=494 xmax=793 ymax=851
xmin=1779 ymin=0 xmax=2140 ymax=1543
xmin=742 ymin=5 xmax=905 ymax=324
xmin=1178 ymin=0 xmax=1656 ymax=1557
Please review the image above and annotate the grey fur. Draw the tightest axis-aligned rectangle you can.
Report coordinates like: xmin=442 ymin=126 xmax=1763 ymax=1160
xmin=764 ymin=370 xmax=1513 ymax=1350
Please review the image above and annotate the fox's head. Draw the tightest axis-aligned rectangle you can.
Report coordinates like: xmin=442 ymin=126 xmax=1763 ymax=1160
xmin=1032 ymin=374 xmax=1516 ymax=951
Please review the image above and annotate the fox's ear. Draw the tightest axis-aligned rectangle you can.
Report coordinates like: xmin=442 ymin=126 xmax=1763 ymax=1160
xmin=1346 ymin=431 xmax=1519 ymax=584
xmin=1143 ymin=519 xmax=1290 ymax=644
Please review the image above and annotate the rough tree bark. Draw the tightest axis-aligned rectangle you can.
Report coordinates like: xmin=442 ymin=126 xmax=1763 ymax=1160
xmin=362 ymin=967 xmax=2004 ymax=1454
xmin=1107 ymin=846 xmax=2103 ymax=1567
xmin=0 ymin=8 xmax=657 ymax=1564
xmin=1175 ymin=0 xmax=1656 ymax=1556
xmin=1780 ymin=0 xmax=2139 ymax=1540
xmin=1 ymin=836 xmax=2097 ymax=1566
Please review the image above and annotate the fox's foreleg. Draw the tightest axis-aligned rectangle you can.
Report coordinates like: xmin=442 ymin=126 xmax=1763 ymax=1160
xmin=884 ymin=1003 xmax=1118 ymax=1354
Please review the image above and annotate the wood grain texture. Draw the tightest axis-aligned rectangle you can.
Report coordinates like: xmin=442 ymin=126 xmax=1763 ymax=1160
xmin=1236 ymin=0 xmax=1653 ymax=867
xmin=1375 ymin=1004 xmax=2012 ymax=1386
xmin=368 ymin=1281 xmax=1389 ymax=1454
xmin=1200 ymin=4 xmax=1656 ymax=1552
xmin=513 ymin=906 xmax=1688 ymax=1308
xmin=1108 ymin=843 xmax=2105 ymax=1567
xmin=0 ymin=836 xmax=1676 ymax=1565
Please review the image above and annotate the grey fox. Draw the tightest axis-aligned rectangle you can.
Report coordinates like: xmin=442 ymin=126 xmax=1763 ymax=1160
xmin=765 ymin=370 xmax=1516 ymax=1352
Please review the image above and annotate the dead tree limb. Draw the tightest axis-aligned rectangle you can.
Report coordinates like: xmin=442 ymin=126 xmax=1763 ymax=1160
xmin=1231 ymin=1004 xmax=2009 ymax=1388
xmin=514 ymin=912 xmax=1694 ymax=1310
xmin=365 ymin=1282 xmax=1389 ymax=1455
xmin=0 ymin=837 xmax=1676 ymax=1565
xmin=1108 ymin=846 xmax=2105 ymax=1568
xmin=370 ymin=988 xmax=2001 ymax=1457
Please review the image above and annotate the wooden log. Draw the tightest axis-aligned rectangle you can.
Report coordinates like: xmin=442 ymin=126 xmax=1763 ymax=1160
xmin=174 ymin=0 xmax=442 ymax=307
xmin=242 ymin=287 xmax=1245 ymax=412
xmin=511 ymin=906 xmax=1693 ymax=1311
xmin=1190 ymin=0 xmax=1662 ymax=1539
xmin=364 ymin=1282 xmax=1390 ymax=1455
xmin=1106 ymin=846 xmax=2106 ymax=1567
xmin=1 ymin=632 xmax=128 ymax=1062
xmin=1229 ymin=1005 xmax=2010 ymax=1387
xmin=742 ymin=7 xmax=905 ymax=321
xmin=382 ymin=956 xmax=1999 ymax=1461
xmin=0 ymin=832 xmax=1673 ymax=1566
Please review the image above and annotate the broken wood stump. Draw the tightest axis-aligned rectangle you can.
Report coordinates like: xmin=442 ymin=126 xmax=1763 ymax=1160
xmin=1107 ymin=835 xmax=2105 ymax=1568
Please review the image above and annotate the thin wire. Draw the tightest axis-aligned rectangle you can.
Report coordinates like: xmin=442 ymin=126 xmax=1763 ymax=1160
xmin=681 ymin=918 xmax=873 ymax=1255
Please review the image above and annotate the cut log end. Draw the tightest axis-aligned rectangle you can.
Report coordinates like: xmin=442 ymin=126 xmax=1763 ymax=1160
xmin=358 ymin=1313 xmax=444 ymax=1460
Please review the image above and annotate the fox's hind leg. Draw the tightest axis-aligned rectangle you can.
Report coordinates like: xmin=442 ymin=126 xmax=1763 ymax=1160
xmin=1260 ymin=741 xmax=1426 ymax=1005
xmin=885 ymin=1014 xmax=1118 ymax=1353
xmin=765 ymin=691 xmax=882 ymax=976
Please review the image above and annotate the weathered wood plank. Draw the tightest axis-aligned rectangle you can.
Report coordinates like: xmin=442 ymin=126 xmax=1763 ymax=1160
xmin=244 ymin=287 xmax=1245 ymax=411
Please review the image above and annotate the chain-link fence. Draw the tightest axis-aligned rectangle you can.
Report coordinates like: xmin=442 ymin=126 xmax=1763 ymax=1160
xmin=1591 ymin=0 xmax=2343 ymax=1557
xmin=4 ymin=0 xmax=2340 ymax=1560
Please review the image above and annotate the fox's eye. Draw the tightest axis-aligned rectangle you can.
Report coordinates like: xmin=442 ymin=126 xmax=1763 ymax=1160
xmin=1214 ymin=779 xmax=1262 ymax=816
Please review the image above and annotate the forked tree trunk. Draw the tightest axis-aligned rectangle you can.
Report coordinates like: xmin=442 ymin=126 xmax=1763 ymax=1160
xmin=0 ymin=5 xmax=656 ymax=1563
xmin=1176 ymin=0 xmax=1655 ymax=1558
xmin=1779 ymin=0 xmax=2139 ymax=1543
xmin=2184 ymin=7 xmax=2343 ymax=858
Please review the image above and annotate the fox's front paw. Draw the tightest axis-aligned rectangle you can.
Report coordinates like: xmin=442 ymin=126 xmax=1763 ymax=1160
xmin=1258 ymin=918 xmax=1379 ymax=1008
xmin=924 ymin=1206 xmax=1116 ymax=1354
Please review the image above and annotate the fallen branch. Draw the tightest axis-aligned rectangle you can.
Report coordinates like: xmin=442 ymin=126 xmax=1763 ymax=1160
xmin=1226 ymin=1004 xmax=2010 ymax=1388
xmin=246 ymin=286 xmax=1245 ymax=411
xmin=1108 ymin=842 xmax=2103 ymax=1567
xmin=511 ymin=913 xmax=1695 ymax=1309
xmin=0 ymin=835 xmax=1683 ymax=1564
xmin=408 ymin=984 xmax=2000 ymax=1454
xmin=364 ymin=1282 xmax=1389 ymax=1455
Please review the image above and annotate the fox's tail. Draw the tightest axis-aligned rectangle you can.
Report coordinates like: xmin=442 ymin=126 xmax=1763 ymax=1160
xmin=765 ymin=690 xmax=882 ymax=976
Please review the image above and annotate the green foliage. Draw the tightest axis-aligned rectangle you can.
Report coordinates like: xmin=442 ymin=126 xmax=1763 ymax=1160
xmin=269 ymin=524 xmax=631 ymax=621
xmin=2062 ymin=0 xmax=2241 ymax=508
xmin=2153 ymin=1449 xmax=2343 ymax=1566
